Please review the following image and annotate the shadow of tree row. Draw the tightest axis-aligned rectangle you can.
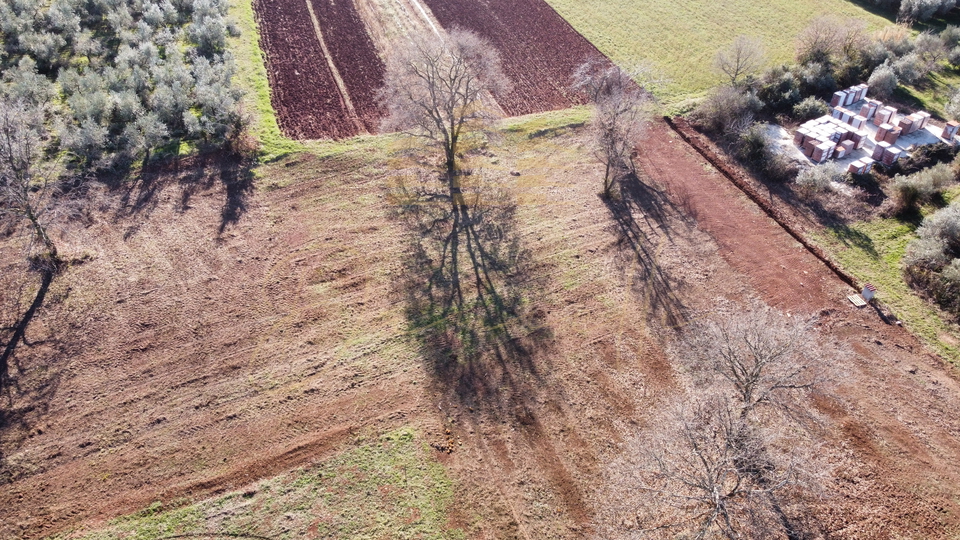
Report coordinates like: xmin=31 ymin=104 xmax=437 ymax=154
xmin=106 ymin=148 xmax=256 ymax=239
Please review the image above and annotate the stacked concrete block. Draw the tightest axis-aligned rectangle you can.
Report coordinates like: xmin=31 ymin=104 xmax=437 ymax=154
xmin=874 ymin=106 xmax=896 ymax=126
xmin=943 ymin=121 xmax=959 ymax=140
xmin=872 ymin=141 xmax=891 ymax=160
xmin=881 ymin=145 xmax=904 ymax=166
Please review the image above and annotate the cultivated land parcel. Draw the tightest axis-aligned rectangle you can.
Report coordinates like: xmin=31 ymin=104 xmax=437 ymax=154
xmin=4 ymin=0 xmax=960 ymax=538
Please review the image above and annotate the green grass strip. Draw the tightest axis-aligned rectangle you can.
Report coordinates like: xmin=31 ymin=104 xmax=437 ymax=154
xmin=52 ymin=428 xmax=464 ymax=540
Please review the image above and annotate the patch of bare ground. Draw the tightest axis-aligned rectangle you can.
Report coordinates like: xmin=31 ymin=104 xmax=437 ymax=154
xmin=1 ymin=119 xmax=960 ymax=539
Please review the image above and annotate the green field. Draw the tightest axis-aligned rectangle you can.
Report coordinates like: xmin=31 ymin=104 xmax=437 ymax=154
xmin=544 ymin=0 xmax=893 ymax=102
xmin=51 ymin=428 xmax=463 ymax=540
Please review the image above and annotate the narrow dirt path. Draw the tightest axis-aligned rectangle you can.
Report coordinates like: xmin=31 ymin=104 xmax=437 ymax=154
xmin=636 ymin=120 xmax=960 ymax=537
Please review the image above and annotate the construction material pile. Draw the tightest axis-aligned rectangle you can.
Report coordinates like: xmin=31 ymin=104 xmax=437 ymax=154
xmin=795 ymin=116 xmax=868 ymax=164
xmin=792 ymin=83 xmax=957 ymax=172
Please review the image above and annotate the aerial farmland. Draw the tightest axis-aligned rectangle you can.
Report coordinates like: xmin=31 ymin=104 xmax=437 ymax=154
xmin=2 ymin=0 xmax=960 ymax=538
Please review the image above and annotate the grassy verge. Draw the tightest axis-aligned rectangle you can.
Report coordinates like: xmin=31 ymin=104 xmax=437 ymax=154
xmin=52 ymin=428 xmax=464 ymax=540
xmin=228 ymin=0 xmax=304 ymax=161
xmin=543 ymin=0 xmax=893 ymax=102
xmin=899 ymin=67 xmax=960 ymax=120
xmin=811 ymin=215 xmax=960 ymax=364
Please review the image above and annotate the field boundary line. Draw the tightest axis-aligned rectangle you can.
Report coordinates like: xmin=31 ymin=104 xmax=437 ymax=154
xmin=303 ymin=0 xmax=365 ymax=133
xmin=662 ymin=116 xmax=860 ymax=291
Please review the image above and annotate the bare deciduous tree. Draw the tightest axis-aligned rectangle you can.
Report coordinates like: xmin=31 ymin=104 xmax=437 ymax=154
xmin=0 ymin=98 xmax=60 ymax=266
xmin=715 ymin=36 xmax=766 ymax=87
xmin=681 ymin=307 xmax=827 ymax=417
xmin=379 ymin=29 xmax=509 ymax=208
xmin=600 ymin=394 xmax=823 ymax=540
xmin=796 ymin=16 xmax=868 ymax=66
xmin=572 ymin=60 xmax=655 ymax=198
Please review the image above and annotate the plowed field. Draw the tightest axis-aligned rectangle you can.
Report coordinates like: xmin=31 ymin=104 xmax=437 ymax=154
xmin=254 ymin=0 xmax=608 ymax=139
xmin=307 ymin=0 xmax=385 ymax=132
xmin=253 ymin=0 xmax=384 ymax=139
xmin=420 ymin=0 xmax=603 ymax=115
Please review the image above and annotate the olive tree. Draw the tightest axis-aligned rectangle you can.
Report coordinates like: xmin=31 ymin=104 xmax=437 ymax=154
xmin=572 ymin=60 xmax=654 ymax=198
xmin=379 ymin=29 xmax=509 ymax=208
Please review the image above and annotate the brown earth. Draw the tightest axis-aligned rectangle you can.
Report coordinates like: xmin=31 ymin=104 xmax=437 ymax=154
xmin=254 ymin=0 xmax=605 ymax=139
xmin=307 ymin=0 xmax=386 ymax=132
xmin=253 ymin=0 xmax=372 ymax=138
xmin=1 ymin=120 xmax=960 ymax=539
xmin=419 ymin=0 xmax=603 ymax=115
xmin=634 ymin=120 xmax=960 ymax=537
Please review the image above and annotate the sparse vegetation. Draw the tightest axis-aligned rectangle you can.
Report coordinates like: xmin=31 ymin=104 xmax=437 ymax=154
xmin=53 ymin=428 xmax=464 ymax=540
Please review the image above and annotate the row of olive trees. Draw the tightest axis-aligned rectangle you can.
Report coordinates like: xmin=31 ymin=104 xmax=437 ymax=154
xmin=0 ymin=0 xmax=244 ymax=171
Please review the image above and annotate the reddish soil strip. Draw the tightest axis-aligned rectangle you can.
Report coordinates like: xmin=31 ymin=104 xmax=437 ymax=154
xmin=419 ymin=0 xmax=606 ymax=115
xmin=253 ymin=0 xmax=358 ymax=139
xmin=665 ymin=116 xmax=861 ymax=291
xmin=307 ymin=0 xmax=386 ymax=133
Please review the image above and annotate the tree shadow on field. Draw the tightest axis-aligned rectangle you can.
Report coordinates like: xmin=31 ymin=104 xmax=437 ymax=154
xmin=390 ymin=168 xmax=554 ymax=416
xmin=604 ymin=170 xmax=689 ymax=329
xmin=107 ymin=149 xmax=255 ymax=238
xmin=0 ymin=262 xmax=64 ymax=485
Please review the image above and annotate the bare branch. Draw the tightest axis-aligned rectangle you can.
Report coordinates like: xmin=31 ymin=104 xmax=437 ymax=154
xmin=715 ymin=36 xmax=766 ymax=87
xmin=571 ymin=60 xmax=656 ymax=197
xmin=0 ymin=97 xmax=60 ymax=264
xmin=378 ymin=29 xmax=509 ymax=207
xmin=679 ymin=306 xmax=833 ymax=418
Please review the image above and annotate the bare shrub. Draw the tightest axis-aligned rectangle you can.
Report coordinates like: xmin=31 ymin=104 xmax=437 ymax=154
xmin=796 ymin=163 xmax=843 ymax=199
xmin=796 ymin=16 xmax=868 ymax=66
xmin=691 ymin=86 xmax=762 ymax=137
xmin=715 ymin=35 xmax=766 ymax=87
xmin=680 ymin=307 xmax=829 ymax=417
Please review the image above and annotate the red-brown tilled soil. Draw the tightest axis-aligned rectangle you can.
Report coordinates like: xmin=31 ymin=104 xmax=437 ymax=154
xmin=420 ymin=0 xmax=602 ymax=115
xmin=253 ymin=0 xmax=362 ymax=139
xmin=308 ymin=0 xmax=385 ymax=132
